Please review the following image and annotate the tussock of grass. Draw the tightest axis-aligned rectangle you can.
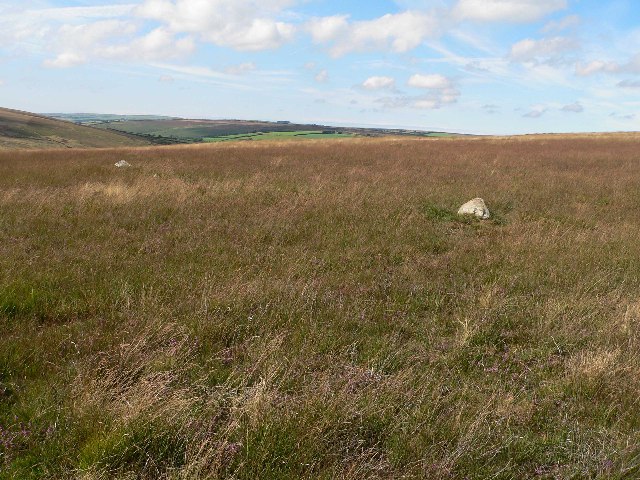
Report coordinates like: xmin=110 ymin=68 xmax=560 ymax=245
xmin=2 ymin=135 xmax=640 ymax=478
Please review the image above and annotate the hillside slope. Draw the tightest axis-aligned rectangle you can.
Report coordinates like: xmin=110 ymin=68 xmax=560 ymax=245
xmin=0 ymin=108 xmax=151 ymax=149
xmin=92 ymin=118 xmax=461 ymax=143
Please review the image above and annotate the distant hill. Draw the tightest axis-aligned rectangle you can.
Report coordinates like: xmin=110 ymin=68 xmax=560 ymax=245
xmin=46 ymin=113 xmax=179 ymax=125
xmin=90 ymin=117 xmax=462 ymax=144
xmin=19 ymin=111 xmax=465 ymax=146
xmin=0 ymin=108 xmax=151 ymax=149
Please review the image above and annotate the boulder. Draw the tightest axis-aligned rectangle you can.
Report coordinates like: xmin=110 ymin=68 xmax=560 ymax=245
xmin=458 ymin=198 xmax=490 ymax=219
xmin=114 ymin=160 xmax=131 ymax=168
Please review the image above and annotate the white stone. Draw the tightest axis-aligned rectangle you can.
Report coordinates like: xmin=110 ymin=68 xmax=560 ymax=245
xmin=114 ymin=160 xmax=131 ymax=168
xmin=458 ymin=198 xmax=490 ymax=219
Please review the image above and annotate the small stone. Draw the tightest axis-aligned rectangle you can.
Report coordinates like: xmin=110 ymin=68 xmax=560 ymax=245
xmin=114 ymin=160 xmax=131 ymax=168
xmin=458 ymin=198 xmax=490 ymax=219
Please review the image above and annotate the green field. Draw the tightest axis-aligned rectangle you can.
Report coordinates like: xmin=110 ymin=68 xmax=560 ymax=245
xmin=204 ymin=131 xmax=355 ymax=142
xmin=95 ymin=120 xmax=333 ymax=140
xmin=94 ymin=118 xmax=458 ymax=143
xmin=420 ymin=132 xmax=457 ymax=138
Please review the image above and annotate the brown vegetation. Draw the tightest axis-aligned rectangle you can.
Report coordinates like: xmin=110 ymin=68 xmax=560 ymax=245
xmin=0 ymin=107 xmax=150 ymax=149
xmin=1 ymin=135 xmax=640 ymax=478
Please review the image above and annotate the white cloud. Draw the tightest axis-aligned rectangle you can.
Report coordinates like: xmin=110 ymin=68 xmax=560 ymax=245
xmin=523 ymin=105 xmax=547 ymax=118
xmin=413 ymin=99 xmax=439 ymax=109
xmin=43 ymin=21 xmax=195 ymax=68
xmin=610 ymin=112 xmax=636 ymax=121
xmin=315 ymin=69 xmax=329 ymax=83
xmin=0 ymin=4 xmax=137 ymax=48
xmin=0 ymin=4 xmax=196 ymax=68
xmin=453 ymin=0 xmax=567 ymax=23
xmin=44 ymin=52 xmax=85 ymax=68
xmin=618 ymin=79 xmax=640 ymax=89
xmin=0 ymin=79 xmax=5 ymax=87
xmin=575 ymin=60 xmax=616 ymax=76
xmin=377 ymin=90 xmax=459 ymax=110
xmin=43 ymin=20 xmax=135 ymax=67
xmin=542 ymin=14 xmax=580 ymax=33
xmin=308 ymin=11 xmax=441 ymax=57
xmin=362 ymin=76 xmax=396 ymax=90
xmin=150 ymin=62 xmax=294 ymax=90
xmin=225 ymin=62 xmax=257 ymax=75
xmin=408 ymin=73 xmax=452 ymax=89
xmin=136 ymin=0 xmax=296 ymax=51
xmin=307 ymin=15 xmax=349 ymax=43
xmin=24 ymin=5 xmax=137 ymax=21
xmin=561 ymin=102 xmax=583 ymax=113
xmin=576 ymin=54 xmax=640 ymax=77
xmin=151 ymin=63 xmax=246 ymax=83
xmin=101 ymin=27 xmax=195 ymax=61
xmin=509 ymin=36 xmax=578 ymax=63
xmin=376 ymin=72 xmax=459 ymax=110
xmin=409 ymin=74 xmax=460 ymax=107
xmin=482 ymin=104 xmax=500 ymax=114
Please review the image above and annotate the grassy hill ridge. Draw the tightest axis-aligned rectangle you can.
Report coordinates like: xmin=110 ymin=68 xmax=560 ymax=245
xmin=94 ymin=118 xmax=461 ymax=143
xmin=0 ymin=107 xmax=151 ymax=149
xmin=43 ymin=113 xmax=462 ymax=144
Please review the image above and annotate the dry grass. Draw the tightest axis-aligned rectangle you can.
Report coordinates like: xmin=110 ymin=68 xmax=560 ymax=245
xmin=0 ymin=107 xmax=150 ymax=150
xmin=1 ymin=135 xmax=640 ymax=478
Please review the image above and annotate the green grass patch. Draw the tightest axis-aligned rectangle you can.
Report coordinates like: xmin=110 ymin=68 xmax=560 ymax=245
xmin=204 ymin=131 xmax=356 ymax=142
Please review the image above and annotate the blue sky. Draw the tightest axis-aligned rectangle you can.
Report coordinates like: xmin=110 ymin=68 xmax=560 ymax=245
xmin=0 ymin=0 xmax=638 ymax=134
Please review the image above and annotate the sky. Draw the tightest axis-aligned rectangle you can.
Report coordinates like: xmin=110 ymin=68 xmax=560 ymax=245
xmin=0 ymin=0 xmax=638 ymax=134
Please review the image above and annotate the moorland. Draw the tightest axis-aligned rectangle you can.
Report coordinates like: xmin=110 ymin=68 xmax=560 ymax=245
xmin=3 ymin=108 xmax=458 ymax=149
xmin=48 ymin=113 xmax=460 ymax=145
xmin=2 ymin=134 xmax=640 ymax=478
xmin=0 ymin=108 xmax=151 ymax=150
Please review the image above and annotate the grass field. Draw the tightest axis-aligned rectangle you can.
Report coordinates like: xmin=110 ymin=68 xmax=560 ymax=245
xmin=204 ymin=131 xmax=356 ymax=142
xmin=95 ymin=120 xmax=332 ymax=140
xmin=94 ymin=118 xmax=458 ymax=144
xmin=2 ymin=135 xmax=640 ymax=478
xmin=0 ymin=108 xmax=150 ymax=149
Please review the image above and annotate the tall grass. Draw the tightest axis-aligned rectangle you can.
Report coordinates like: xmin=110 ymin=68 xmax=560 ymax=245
xmin=1 ymin=135 xmax=640 ymax=478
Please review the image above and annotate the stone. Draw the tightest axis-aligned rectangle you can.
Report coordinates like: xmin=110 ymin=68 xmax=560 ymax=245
xmin=457 ymin=198 xmax=490 ymax=219
xmin=114 ymin=160 xmax=131 ymax=168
